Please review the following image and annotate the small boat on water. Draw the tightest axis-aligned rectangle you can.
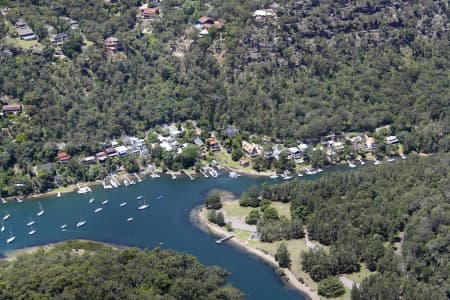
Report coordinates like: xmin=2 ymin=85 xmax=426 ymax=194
xmin=359 ymin=159 xmax=365 ymax=165
xmin=94 ymin=207 xmax=103 ymax=213
xmin=16 ymin=197 xmax=23 ymax=203
xmin=3 ymin=213 xmax=10 ymax=221
xmin=157 ymin=195 xmax=163 ymax=200
xmin=270 ymin=172 xmax=278 ymax=179
xmin=1 ymin=221 xmax=5 ymax=232
xmin=102 ymin=200 xmax=109 ymax=205
xmin=77 ymin=186 xmax=92 ymax=194
xmin=208 ymin=168 xmax=219 ymax=178
xmin=36 ymin=202 xmax=45 ymax=217
xmin=374 ymin=160 xmax=381 ymax=165
xmin=6 ymin=232 xmax=15 ymax=244
xmin=229 ymin=171 xmax=240 ymax=179
xmin=387 ymin=157 xmax=395 ymax=162
xmin=27 ymin=218 xmax=35 ymax=226
xmin=56 ymin=192 xmax=61 ymax=198
xmin=120 ymin=202 xmax=127 ymax=207
xmin=282 ymin=171 xmax=293 ymax=180
xmin=216 ymin=234 xmax=234 ymax=244
xmin=138 ymin=199 xmax=149 ymax=210
xmin=150 ymin=173 xmax=160 ymax=179
xmin=348 ymin=161 xmax=356 ymax=168
xmin=136 ymin=195 xmax=144 ymax=200
xmin=126 ymin=217 xmax=134 ymax=222
xmin=60 ymin=224 xmax=67 ymax=230
xmin=124 ymin=179 xmax=130 ymax=187
xmin=305 ymin=169 xmax=317 ymax=175
xmin=110 ymin=179 xmax=119 ymax=188
xmin=76 ymin=219 xmax=87 ymax=228
xmin=400 ymin=154 xmax=407 ymax=159
xmin=28 ymin=226 xmax=36 ymax=235
xmin=1 ymin=198 xmax=7 ymax=204
xmin=89 ymin=198 xmax=95 ymax=204
xmin=317 ymin=168 xmax=323 ymax=172
xmin=297 ymin=173 xmax=304 ymax=177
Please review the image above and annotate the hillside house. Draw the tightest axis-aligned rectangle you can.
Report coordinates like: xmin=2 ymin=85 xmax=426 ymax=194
xmin=365 ymin=137 xmax=376 ymax=151
xmin=225 ymin=127 xmax=239 ymax=138
xmin=240 ymin=157 xmax=250 ymax=167
xmin=242 ymin=141 xmax=260 ymax=157
xmin=2 ymin=104 xmax=22 ymax=114
xmin=16 ymin=26 xmax=36 ymax=40
xmin=96 ymin=152 xmax=107 ymax=162
xmin=104 ymin=37 xmax=120 ymax=55
xmin=104 ymin=147 xmax=117 ymax=157
xmin=385 ymin=136 xmax=399 ymax=144
xmin=49 ymin=32 xmax=69 ymax=46
xmin=57 ymin=152 xmax=70 ymax=163
xmin=196 ymin=16 xmax=223 ymax=34
xmin=287 ymin=147 xmax=302 ymax=159
xmin=140 ymin=7 xmax=159 ymax=19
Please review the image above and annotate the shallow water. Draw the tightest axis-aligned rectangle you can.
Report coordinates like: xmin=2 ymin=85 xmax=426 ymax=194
xmin=0 ymin=165 xmax=362 ymax=299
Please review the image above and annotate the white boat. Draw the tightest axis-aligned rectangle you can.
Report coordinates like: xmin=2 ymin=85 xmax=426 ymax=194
xmin=134 ymin=173 xmax=142 ymax=182
xmin=171 ymin=173 xmax=177 ymax=180
xmin=36 ymin=202 xmax=44 ymax=217
xmin=208 ymin=168 xmax=219 ymax=178
xmin=110 ymin=179 xmax=119 ymax=188
xmin=317 ymin=168 xmax=323 ymax=172
xmin=157 ymin=195 xmax=163 ymax=200
xmin=102 ymin=200 xmax=109 ymax=205
xmin=348 ymin=161 xmax=356 ymax=168
xmin=16 ymin=197 xmax=23 ymax=203
xmin=1 ymin=198 xmax=7 ymax=204
xmin=120 ymin=202 xmax=127 ymax=207
xmin=1 ymin=221 xmax=5 ymax=232
xmin=126 ymin=217 xmax=134 ymax=222
xmin=89 ymin=198 xmax=95 ymax=204
xmin=123 ymin=179 xmax=130 ymax=187
xmin=150 ymin=173 xmax=160 ymax=178
xmin=136 ymin=195 xmax=144 ymax=200
xmin=387 ymin=157 xmax=395 ymax=162
xmin=3 ymin=214 xmax=10 ymax=221
xmin=56 ymin=192 xmax=61 ymax=198
xmin=400 ymin=154 xmax=407 ymax=159
xmin=297 ymin=173 xmax=304 ymax=177
xmin=76 ymin=219 xmax=87 ymax=228
xmin=102 ymin=180 xmax=113 ymax=189
xmin=129 ymin=179 xmax=136 ymax=185
xmin=374 ymin=160 xmax=381 ymax=165
xmin=60 ymin=224 xmax=67 ymax=230
xmin=138 ymin=199 xmax=149 ymax=210
xmin=305 ymin=169 xmax=317 ymax=175
xmin=6 ymin=234 xmax=15 ymax=244
xmin=359 ymin=159 xmax=365 ymax=165
xmin=270 ymin=172 xmax=278 ymax=179
xmin=28 ymin=226 xmax=36 ymax=235
xmin=229 ymin=171 xmax=240 ymax=179
xmin=94 ymin=207 xmax=103 ymax=213
xmin=27 ymin=219 xmax=35 ymax=226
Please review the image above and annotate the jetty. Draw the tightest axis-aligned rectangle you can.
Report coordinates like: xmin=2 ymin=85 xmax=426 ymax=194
xmin=133 ymin=173 xmax=142 ymax=182
xmin=102 ymin=180 xmax=113 ymax=189
xmin=200 ymin=169 xmax=209 ymax=178
xmin=185 ymin=172 xmax=195 ymax=180
xmin=216 ymin=234 xmax=235 ymax=244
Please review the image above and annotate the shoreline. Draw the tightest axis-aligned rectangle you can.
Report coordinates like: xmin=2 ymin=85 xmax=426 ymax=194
xmin=191 ymin=203 xmax=320 ymax=300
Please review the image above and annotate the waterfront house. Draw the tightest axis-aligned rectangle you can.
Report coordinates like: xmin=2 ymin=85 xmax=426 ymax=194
xmin=196 ymin=16 xmax=223 ymax=34
xmin=287 ymin=147 xmax=302 ymax=159
xmin=96 ymin=152 xmax=107 ymax=162
xmin=61 ymin=17 xmax=79 ymax=30
xmin=81 ymin=156 xmax=96 ymax=164
xmin=385 ymin=135 xmax=399 ymax=144
xmin=240 ymin=157 xmax=250 ymax=167
xmin=331 ymin=141 xmax=344 ymax=152
xmin=104 ymin=147 xmax=117 ymax=157
xmin=206 ymin=137 xmax=221 ymax=152
xmin=57 ymin=152 xmax=70 ymax=163
xmin=242 ymin=141 xmax=260 ymax=157
xmin=263 ymin=151 xmax=273 ymax=160
xmin=114 ymin=145 xmax=128 ymax=156
xmin=365 ymin=136 xmax=376 ymax=151
xmin=104 ymin=37 xmax=120 ymax=55
xmin=49 ymin=32 xmax=69 ymax=46
xmin=2 ymin=104 xmax=22 ymax=114
xmin=225 ymin=127 xmax=239 ymax=138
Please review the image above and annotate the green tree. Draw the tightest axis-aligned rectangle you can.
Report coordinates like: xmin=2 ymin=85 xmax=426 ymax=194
xmin=275 ymin=242 xmax=291 ymax=268
xmin=318 ymin=277 xmax=345 ymax=298
xmin=245 ymin=209 xmax=260 ymax=225
xmin=205 ymin=191 xmax=221 ymax=209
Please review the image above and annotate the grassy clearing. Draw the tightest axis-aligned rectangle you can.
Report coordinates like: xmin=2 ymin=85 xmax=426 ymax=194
xmin=4 ymin=36 xmax=42 ymax=49
xmin=344 ymin=264 xmax=375 ymax=284
xmin=222 ymin=201 xmax=253 ymax=217
xmin=271 ymin=202 xmax=291 ymax=219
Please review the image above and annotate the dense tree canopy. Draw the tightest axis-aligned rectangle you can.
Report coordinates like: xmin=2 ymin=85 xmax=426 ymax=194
xmin=0 ymin=240 xmax=244 ymax=300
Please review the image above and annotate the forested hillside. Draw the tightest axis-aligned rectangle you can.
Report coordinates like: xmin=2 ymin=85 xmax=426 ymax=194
xmin=254 ymin=155 xmax=449 ymax=299
xmin=0 ymin=240 xmax=243 ymax=299
xmin=0 ymin=0 xmax=448 ymax=194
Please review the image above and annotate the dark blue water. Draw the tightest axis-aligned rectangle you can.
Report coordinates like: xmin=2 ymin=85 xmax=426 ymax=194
xmin=0 ymin=165 xmax=361 ymax=299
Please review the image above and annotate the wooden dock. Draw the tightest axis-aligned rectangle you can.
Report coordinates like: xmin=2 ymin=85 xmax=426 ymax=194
xmin=216 ymin=234 xmax=235 ymax=244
